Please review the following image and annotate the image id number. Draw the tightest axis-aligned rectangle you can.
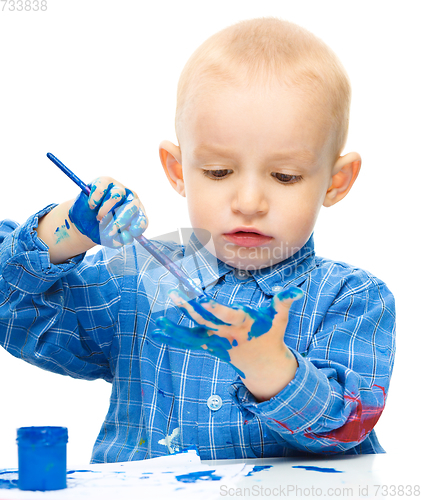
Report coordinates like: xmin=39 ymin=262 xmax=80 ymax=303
xmin=1 ymin=0 xmax=47 ymax=11
xmin=375 ymin=484 xmax=420 ymax=496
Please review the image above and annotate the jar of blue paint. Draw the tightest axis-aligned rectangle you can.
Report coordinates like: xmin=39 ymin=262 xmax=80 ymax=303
xmin=17 ymin=426 xmax=68 ymax=491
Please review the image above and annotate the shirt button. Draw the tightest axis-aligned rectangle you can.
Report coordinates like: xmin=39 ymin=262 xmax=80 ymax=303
xmin=271 ymin=286 xmax=283 ymax=293
xmin=207 ymin=395 xmax=223 ymax=411
xmin=235 ymin=269 xmax=251 ymax=281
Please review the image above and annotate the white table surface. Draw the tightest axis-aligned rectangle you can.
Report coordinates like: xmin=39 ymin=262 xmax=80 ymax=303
xmin=0 ymin=451 xmax=419 ymax=500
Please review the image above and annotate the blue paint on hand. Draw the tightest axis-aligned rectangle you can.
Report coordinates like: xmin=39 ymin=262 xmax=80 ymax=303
xmin=151 ymin=286 xmax=303 ymax=379
xmin=153 ymin=318 xmax=230 ymax=362
xmin=68 ymin=183 xmax=107 ymax=244
xmin=242 ymin=287 xmax=304 ymax=340
xmin=68 ymin=181 xmax=147 ymax=247
xmin=177 ymin=289 xmax=231 ymax=326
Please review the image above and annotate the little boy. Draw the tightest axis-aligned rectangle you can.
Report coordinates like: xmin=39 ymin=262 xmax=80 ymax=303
xmin=0 ymin=18 xmax=395 ymax=462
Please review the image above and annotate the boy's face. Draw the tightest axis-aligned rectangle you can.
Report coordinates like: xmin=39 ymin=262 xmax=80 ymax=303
xmin=167 ymin=83 xmax=342 ymax=270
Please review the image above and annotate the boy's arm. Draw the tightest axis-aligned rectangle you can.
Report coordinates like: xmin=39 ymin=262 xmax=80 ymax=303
xmin=230 ymin=280 xmax=395 ymax=453
xmin=0 ymin=208 xmax=120 ymax=381
xmin=0 ymin=176 xmax=147 ymax=380
xmin=153 ymin=278 xmax=395 ymax=454
xmin=36 ymin=200 xmax=96 ymax=264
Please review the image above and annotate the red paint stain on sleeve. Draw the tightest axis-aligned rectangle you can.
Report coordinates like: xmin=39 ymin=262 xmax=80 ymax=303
xmin=304 ymin=385 xmax=386 ymax=444
xmin=271 ymin=419 xmax=294 ymax=434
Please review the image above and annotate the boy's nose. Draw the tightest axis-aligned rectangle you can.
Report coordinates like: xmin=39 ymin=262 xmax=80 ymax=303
xmin=231 ymin=182 xmax=269 ymax=216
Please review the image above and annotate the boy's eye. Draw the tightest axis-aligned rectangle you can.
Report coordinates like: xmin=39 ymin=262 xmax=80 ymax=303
xmin=202 ymin=170 xmax=302 ymax=183
xmin=271 ymin=172 xmax=303 ymax=184
xmin=202 ymin=169 xmax=232 ymax=180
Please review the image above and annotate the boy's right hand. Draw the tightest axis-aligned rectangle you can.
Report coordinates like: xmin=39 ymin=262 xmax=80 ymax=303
xmin=69 ymin=176 xmax=148 ymax=248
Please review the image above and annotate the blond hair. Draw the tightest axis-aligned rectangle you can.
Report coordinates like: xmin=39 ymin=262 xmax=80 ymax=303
xmin=175 ymin=17 xmax=351 ymax=161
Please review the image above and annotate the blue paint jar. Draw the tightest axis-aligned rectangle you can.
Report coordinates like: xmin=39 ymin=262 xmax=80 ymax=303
xmin=17 ymin=426 xmax=68 ymax=491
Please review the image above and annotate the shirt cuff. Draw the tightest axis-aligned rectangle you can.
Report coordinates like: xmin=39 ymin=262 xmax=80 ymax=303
xmin=230 ymin=349 xmax=332 ymax=435
xmin=1 ymin=205 xmax=85 ymax=293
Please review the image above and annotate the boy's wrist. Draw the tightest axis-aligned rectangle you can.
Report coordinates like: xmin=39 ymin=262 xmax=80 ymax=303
xmin=241 ymin=344 xmax=298 ymax=402
xmin=36 ymin=199 xmax=96 ymax=264
xmin=1 ymin=206 xmax=86 ymax=294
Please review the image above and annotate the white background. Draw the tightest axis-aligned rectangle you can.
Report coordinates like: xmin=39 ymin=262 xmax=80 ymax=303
xmin=0 ymin=0 xmax=420 ymax=468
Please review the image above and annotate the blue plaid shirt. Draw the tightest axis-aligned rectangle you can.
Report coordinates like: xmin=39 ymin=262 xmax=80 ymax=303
xmin=0 ymin=205 xmax=395 ymax=462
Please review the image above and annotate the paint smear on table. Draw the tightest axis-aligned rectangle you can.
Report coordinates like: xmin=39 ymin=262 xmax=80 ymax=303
xmin=175 ymin=470 xmax=223 ymax=483
xmin=0 ymin=470 xmax=18 ymax=489
xmin=67 ymin=469 xmax=101 ymax=474
xmin=292 ymin=465 xmax=343 ymax=473
xmin=0 ymin=478 xmax=18 ymax=489
xmin=246 ymin=465 xmax=273 ymax=476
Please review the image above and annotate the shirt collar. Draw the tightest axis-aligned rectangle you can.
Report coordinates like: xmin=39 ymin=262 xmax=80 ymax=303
xmin=180 ymin=231 xmax=316 ymax=295
xmin=178 ymin=230 xmax=233 ymax=290
xmin=249 ymin=235 xmax=316 ymax=295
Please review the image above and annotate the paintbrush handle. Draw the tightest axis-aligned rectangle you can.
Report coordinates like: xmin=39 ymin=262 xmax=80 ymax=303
xmin=136 ymin=234 xmax=205 ymax=296
xmin=47 ymin=153 xmax=91 ymax=196
xmin=46 ymin=152 xmax=205 ymax=298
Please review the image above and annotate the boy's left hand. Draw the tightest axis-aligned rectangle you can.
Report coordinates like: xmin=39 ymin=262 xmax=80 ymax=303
xmin=152 ymin=286 xmax=303 ymax=401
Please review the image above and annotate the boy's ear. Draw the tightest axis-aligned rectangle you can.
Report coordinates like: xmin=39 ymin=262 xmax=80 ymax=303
xmin=159 ymin=140 xmax=186 ymax=197
xmin=323 ymin=152 xmax=361 ymax=207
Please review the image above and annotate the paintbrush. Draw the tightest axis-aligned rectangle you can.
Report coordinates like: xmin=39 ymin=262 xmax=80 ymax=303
xmin=46 ymin=152 xmax=206 ymax=299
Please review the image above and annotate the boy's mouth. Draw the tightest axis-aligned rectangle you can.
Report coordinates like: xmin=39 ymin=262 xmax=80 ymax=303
xmin=223 ymin=228 xmax=273 ymax=248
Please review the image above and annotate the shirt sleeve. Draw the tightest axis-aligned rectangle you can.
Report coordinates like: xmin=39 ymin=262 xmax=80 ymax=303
xmin=0 ymin=207 xmax=121 ymax=383
xmin=230 ymin=275 xmax=396 ymax=454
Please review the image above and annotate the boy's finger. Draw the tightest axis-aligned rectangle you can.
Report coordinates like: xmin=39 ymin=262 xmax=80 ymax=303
xmin=130 ymin=191 xmax=147 ymax=219
xmin=96 ymin=185 xmax=129 ymax=221
xmin=153 ymin=317 xmax=232 ymax=362
xmin=169 ymin=290 xmax=233 ymax=327
xmin=154 ymin=316 xmax=218 ymax=347
xmin=197 ymin=298 xmax=247 ymax=327
xmin=98 ymin=227 xmax=132 ymax=248
xmin=87 ymin=178 xmax=115 ymax=211
xmin=100 ymin=203 xmax=140 ymax=237
xmin=272 ymin=286 xmax=304 ymax=313
xmin=152 ymin=330 xmax=197 ymax=351
xmin=129 ymin=212 xmax=148 ymax=238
